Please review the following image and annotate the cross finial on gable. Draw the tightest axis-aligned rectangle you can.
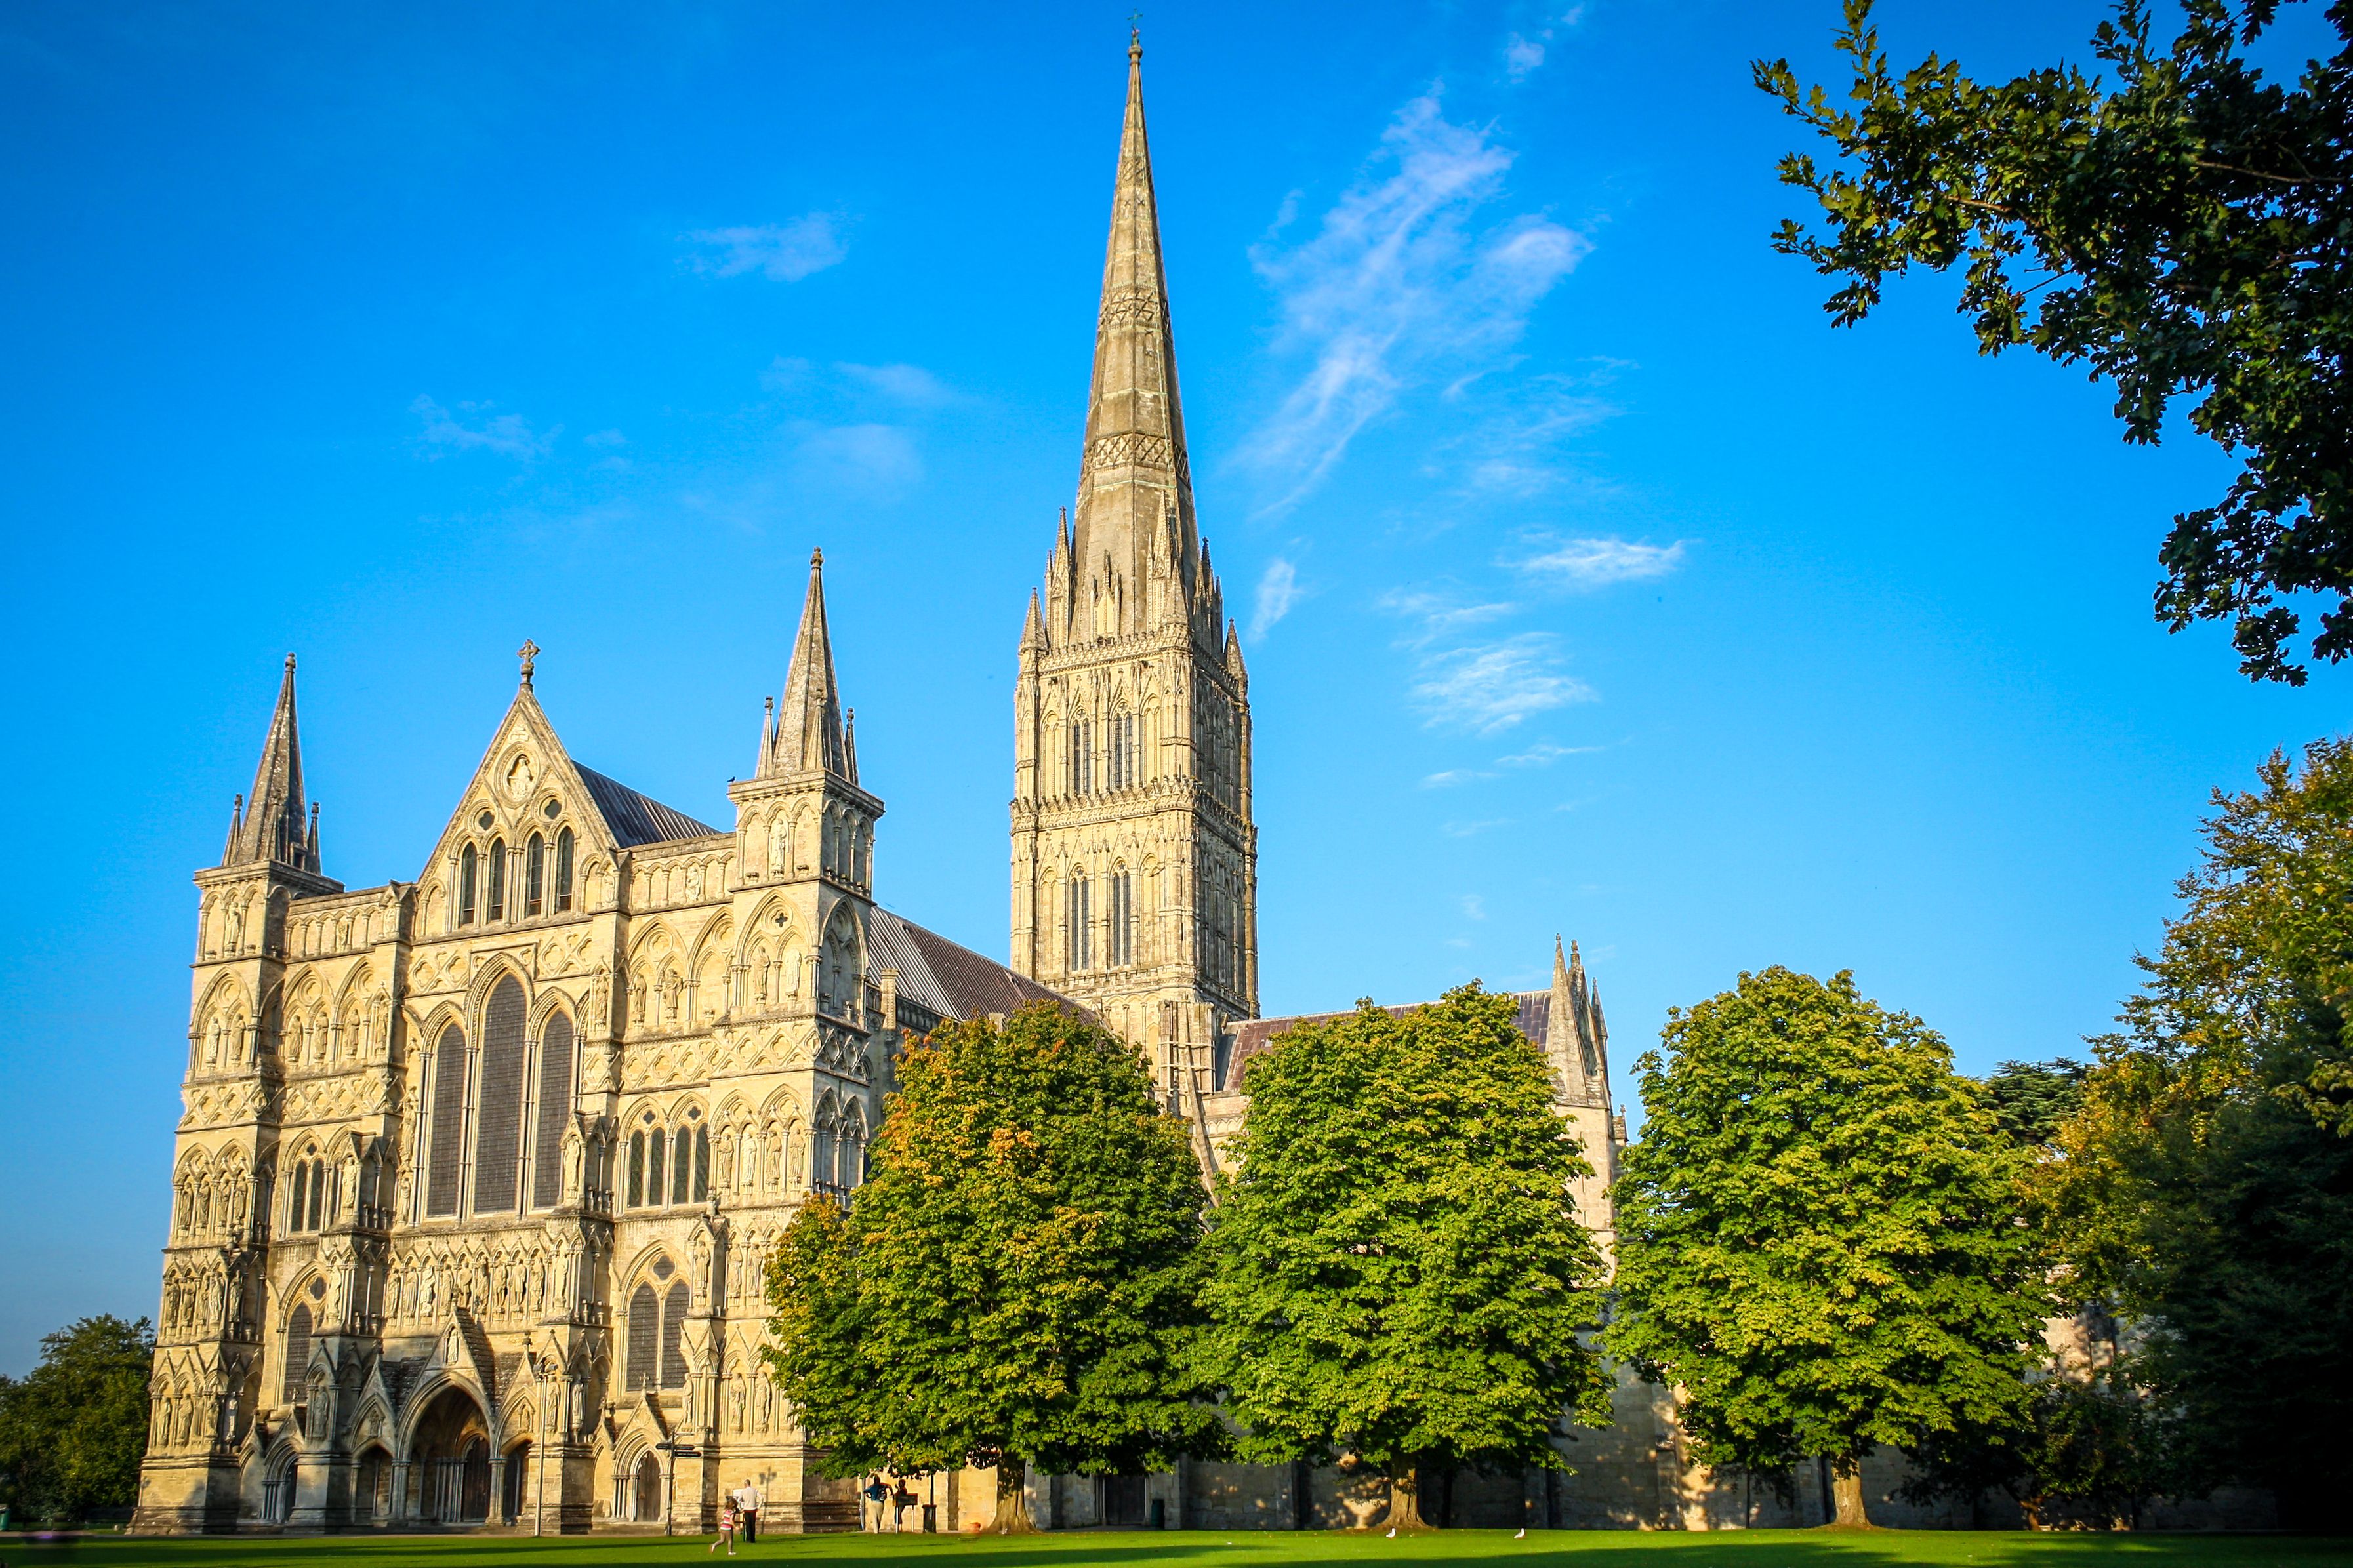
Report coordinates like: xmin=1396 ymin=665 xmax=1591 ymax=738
xmin=518 ymin=639 xmax=540 ymax=687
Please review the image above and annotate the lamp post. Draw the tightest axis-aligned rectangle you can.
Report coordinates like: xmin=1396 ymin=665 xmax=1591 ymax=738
xmin=530 ymin=1352 xmax=549 ymax=1537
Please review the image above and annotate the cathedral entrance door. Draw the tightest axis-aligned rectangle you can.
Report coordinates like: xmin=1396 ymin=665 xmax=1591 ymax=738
xmin=409 ymin=1386 xmax=492 ymax=1525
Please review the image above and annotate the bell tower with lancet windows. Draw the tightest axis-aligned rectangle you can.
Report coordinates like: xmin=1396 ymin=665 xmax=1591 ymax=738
xmin=1010 ymin=33 xmax=1259 ymax=1100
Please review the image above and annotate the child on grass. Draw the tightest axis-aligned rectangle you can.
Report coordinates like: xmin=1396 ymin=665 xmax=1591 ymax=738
xmin=712 ymin=1497 xmax=737 ymax=1556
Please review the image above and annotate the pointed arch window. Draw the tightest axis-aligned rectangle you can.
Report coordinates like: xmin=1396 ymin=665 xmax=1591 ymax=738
xmin=627 ymin=1132 xmax=645 ymax=1208
xmin=486 ymin=839 xmax=507 ymax=921
xmin=1109 ymin=712 xmax=1137 ymax=790
xmin=1069 ymin=719 xmax=1094 ymax=796
xmin=425 ymin=1024 xmax=467 ymax=1218
xmin=525 ymin=834 xmax=545 ymax=917
xmin=694 ymin=1125 xmax=710 ymax=1201
xmin=531 ymin=1013 xmax=574 ymax=1210
xmin=458 ymin=845 xmax=478 ymax=927
xmin=672 ymin=1127 xmax=693 ymax=1205
xmin=1067 ymin=876 xmax=1092 ymax=971
xmin=647 ymin=1128 xmax=666 ymax=1207
xmin=1109 ymin=870 xmax=1135 ymax=967
xmin=659 ymin=1282 xmax=690 ymax=1388
xmin=554 ymin=828 xmax=575 ymax=912
xmin=626 ymin=1282 xmax=659 ymax=1390
xmin=472 ymin=977 xmax=527 ymax=1214
xmin=283 ymin=1303 xmax=313 ymax=1403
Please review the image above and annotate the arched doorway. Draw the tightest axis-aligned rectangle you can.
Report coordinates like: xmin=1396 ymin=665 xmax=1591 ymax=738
xmin=409 ymin=1385 xmax=493 ymax=1525
xmin=634 ymin=1451 xmax=663 ymax=1522
xmin=354 ymin=1445 xmax=391 ymax=1524
xmin=502 ymin=1439 xmax=531 ymax=1525
xmin=260 ymin=1445 xmax=297 ymax=1524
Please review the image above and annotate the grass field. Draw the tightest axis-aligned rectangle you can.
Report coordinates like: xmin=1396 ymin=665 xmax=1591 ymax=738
xmin=0 ymin=1531 xmax=2345 ymax=1568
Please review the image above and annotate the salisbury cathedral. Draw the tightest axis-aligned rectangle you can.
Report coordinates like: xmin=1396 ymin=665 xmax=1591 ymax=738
xmin=131 ymin=41 xmax=1723 ymax=1537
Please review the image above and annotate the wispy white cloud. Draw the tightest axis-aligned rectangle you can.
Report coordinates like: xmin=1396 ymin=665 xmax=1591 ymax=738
xmin=1499 ymin=738 xmax=1601 ymax=767
xmin=1439 ymin=368 xmax=1621 ymax=497
xmin=1378 ymin=589 xmax=1519 ymax=648
xmin=1239 ymin=94 xmax=1591 ymax=513
xmin=792 ymin=422 xmax=921 ymax=498
xmin=1250 ymin=558 xmax=1303 ymax=639
xmin=1422 ymin=767 xmax=1495 ymax=788
xmin=684 ymin=214 xmax=850 ymax=283
xmin=1443 ymin=818 xmax=1513 ymax=837
xmin=1514 ymin=534 xmax=1688 ymax=589
xmin=1504 ymin=36 xmax=1546 ymax=81
xmin=1412 ymin=633 xmax=1595 ymax=734
xmin=411 ymin=395 xmax=558 ymax=461
xmin=1459 ymin=894 xmax=1488 ymax=918
xmin=835 ymin=362 xmax=957 ymax=407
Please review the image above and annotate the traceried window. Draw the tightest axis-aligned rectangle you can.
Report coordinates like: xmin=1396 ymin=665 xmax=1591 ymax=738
xmin=659 ymin=1282 xmax=689 ymax=1388
xmin=626 ymin=1132 xmax=644 ymax=1208
xmin=283 ymin=1304 xmax=312 ymax=1403
xmin=1067 ymin=876 xmax=1092 ymax=971
xmin=525 ymin=834 xmax=545 ymax=917
xmin=1109 ymin=870 xmax=1135 ymax=967
xmin=531 ymin=1013 xmax=574 ymax=1209
xmin=694 ymin=1124 xmax=710 ymax=1201
xmin=1068 ymin=719 xmax=1094 ymax=796
xmin=472 ymin=977 xmax=527 ymax=1213
xmin=486 ymin=838 xmax=507 ymax=921
xmin=626 ymin=1283 xmax=659 ymax=1390
xmin=425 ymin=1025 xmax=467 ymax=1218
xmin=554 ymin=828 xmax=575 ymax=912
xmin=647 ymin=1126 xmax=666 ymax=1206
xmin=1109 ymin=712 xmax=1137 ymax=790
xmin=458 ymin=845 xmax=477 ymax=927
xmin=671 ymin=1127 xmax=692 ymax=1205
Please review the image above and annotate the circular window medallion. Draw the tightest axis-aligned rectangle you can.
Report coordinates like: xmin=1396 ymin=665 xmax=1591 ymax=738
xmin=308 ymin=1277 xmax=326 ymax=1300
xmin=477 ymin=811 xmax=495 ymax=830
xmin=543 ymin=799 xmax=561 ymax=819
xmin=651 ymin=1256 xmax=675 ymax=1281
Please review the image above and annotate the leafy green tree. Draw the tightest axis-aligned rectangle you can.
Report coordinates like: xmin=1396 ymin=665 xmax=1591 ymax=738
xmin=2037 ymin=738 xmax=2353 ymax=1520
xmin=1902 ymin=1356 xmax=2179 ymax=1529
xmin=764 ymin=1003 xmax=1223 ymax=1532
xmin=1197 ymin=986 xmax=1612 ymax=1530
xmin=1982 ymin=1058 xmax=2089 ymax=1150
xmin=0 ymin=1316 xmax=154 ymax=1524
xmin=1607 ymin=968 xmax=2049 ymax=1526
xmin=1756 ymin=0 xmax=2353 ymax=683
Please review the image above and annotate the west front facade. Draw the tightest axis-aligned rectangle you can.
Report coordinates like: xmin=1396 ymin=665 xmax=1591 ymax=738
xmin=138 ymin=39 xmax=1855 ymax=1538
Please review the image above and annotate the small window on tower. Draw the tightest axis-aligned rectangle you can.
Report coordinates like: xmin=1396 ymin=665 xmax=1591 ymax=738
xmin=486 ymin=839 xmax=507 ymax=921
xmin=525 ymin=834 xmax=544 ymax=917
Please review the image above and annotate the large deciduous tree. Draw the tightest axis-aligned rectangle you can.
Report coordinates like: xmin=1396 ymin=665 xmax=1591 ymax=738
xmin=1198 ymin=986 xmax=1612 ymax=1530
xmin=1607 ymin=968 xmax=2047 ymax=1526
xmin=1757 ymin=0 xmax=2353 ymax=683
xmin=763 ymin=1003 xmax=1223 ymax=1532
xmin=2036 ymin=738 xmax=2353 ymax=1520
xmin=0 ymin=1316 xmax=154 ymax=1525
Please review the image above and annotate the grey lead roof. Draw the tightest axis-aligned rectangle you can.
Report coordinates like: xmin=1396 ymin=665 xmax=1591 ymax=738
xmin=575 ymin=764 xmax=719 ymax=849
xmin=867 ymin=906 xmax=1076 ymax=1025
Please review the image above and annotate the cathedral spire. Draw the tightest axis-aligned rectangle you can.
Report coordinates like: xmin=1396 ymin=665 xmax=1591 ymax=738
xmin=1069 ymin=31 xmax=1200 ymax=643
xmin=766 ymin=550 xmax=849 ymax=780
xmin=226 ymin=654 xmax=317 ymax=871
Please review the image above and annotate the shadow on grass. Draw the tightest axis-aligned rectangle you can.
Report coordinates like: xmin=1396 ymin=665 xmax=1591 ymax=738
xmin=3 ymin=1531 xmax=2347 ymax=1568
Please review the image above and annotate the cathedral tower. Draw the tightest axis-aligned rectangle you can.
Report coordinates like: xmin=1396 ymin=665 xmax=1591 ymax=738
xmin=1011 ymin=35 xmax=1258 ymax=1097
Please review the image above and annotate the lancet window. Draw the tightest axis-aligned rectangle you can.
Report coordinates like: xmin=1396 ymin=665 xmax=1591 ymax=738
xmin=1067 ymin=875 xmax=1092 ymax=971
xmin=525 ymin=834 xmax=544 ymax=917
xmin=1069 ymin=719 xmax=1095 ymax=796
xmin=458 ymin=846 xmax=477 ymax=927
xmin=555 ymin=828 xmax=575 ymax=912
xmin=625 ymin=1264 xmax=691 ymax=1391
xmin=1108 ymin=869 xmax=1135 ymax=967
xmin=1109 ymin=711 xmax=1137 ymax=790
xmin=486 ymin=837 xmax=507 ymax=921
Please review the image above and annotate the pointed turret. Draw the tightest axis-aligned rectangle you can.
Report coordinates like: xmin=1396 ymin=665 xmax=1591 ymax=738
xmin=1068 ymin=31 xmax=1201 ymax=645
xmin=226 ymin=654 xmax=318 ymax=871
xmin=766 ymin=550 xmax=851 ymax=780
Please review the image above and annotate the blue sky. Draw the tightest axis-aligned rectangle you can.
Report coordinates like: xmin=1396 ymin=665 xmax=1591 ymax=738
xmin=2 ymin=0 xmax=2346 ymax=1371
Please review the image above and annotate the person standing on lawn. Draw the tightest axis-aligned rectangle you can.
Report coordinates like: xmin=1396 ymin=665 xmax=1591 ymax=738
xmin=734 ymin=1479 xmax=763 ymax=1544
xmin=864 ymin=1475 xmax=889 ymax=1531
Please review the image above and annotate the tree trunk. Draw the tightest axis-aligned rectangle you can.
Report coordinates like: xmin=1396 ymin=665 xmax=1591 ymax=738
xmin=1830 ymin=1458 xmax=1871 ymax=1528
xmin=989 ymin=1458 xmax=1036 ymax=1534
xmin=1387 ymin=1460 xmax=1433 ymax=1531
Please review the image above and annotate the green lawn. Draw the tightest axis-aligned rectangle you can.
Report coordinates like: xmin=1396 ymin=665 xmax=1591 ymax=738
xmin=0 ymin=1531 xmax=2344 ymax=1568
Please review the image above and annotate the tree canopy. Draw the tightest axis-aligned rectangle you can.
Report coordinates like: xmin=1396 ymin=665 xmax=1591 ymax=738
xmin=1607 ymin=967 xmax=2048 ymax=1525
xmin=763 ymin=1003 xmax=1223 ymax=1531
xmin=1757 ymin=0 xmax=2353 ymax=683
xmin=1982 ymin=1057 xmax=2091 ymax=1150
xmin=2036 ymin=737 xmax=2353 ymax=1520
xmin=0 ymin=1316 xmax=153 ymax=1525
xmin=1197 ymin=986 xmax=1612 ymax=1529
